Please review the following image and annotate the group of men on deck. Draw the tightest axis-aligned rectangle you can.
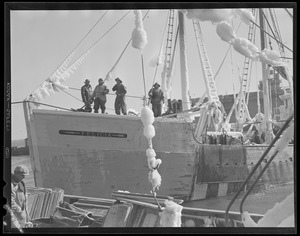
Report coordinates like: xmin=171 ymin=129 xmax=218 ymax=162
xmin=81 ymin=77 xmax=127 ymax=115
xmin=81 ymin=78 xmax=165 ymax=117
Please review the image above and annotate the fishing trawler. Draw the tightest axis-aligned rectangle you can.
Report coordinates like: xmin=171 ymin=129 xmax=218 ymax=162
xmin=22 ymin=7 xmax=294 ymax=203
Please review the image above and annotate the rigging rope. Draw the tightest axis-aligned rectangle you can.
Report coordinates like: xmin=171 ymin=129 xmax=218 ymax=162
xmin=60 ymin=88 xmax=83 ymax=102
xmin=225 ymin=45 xmax=238 ymax=123
xmin=33 ymin=10 xmax=132 ymax=99
xmin=105 ymin=39 xmax=132 ymax=81
xmin=141 ymin=54 xmax=147 ymax=106
xmin=261 ymin=10 xmax=280 ymax=49
xmin=151 ymin=10 xmax=169 ymax=86
xmin=284 ymin=8 xmax=293 ymax=21
xmin=14 ymin=100 xmax=74 ymax=111
xmin=72 ymin=10 xmax=133 ymax=69
xmin=246 ymin=12 xmax=258 ymax=105
xmin=255 ymin=60 xmax=261 ymax=114
xmin=272 ymin=9 xmax=285 ymax=52
xmin=69 ymin=86 xmax=144 ymax=99
xmin=250 ymin=20 xmax=292 ymax=53
xmin=105 ymin=10 xmax=150 ymax=82
xmin=29 ymin=10 xmax=109 ymax=96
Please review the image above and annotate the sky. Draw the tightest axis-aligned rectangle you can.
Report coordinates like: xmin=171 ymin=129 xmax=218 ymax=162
xmin=9 ymin=5 xmax=294 ymax=140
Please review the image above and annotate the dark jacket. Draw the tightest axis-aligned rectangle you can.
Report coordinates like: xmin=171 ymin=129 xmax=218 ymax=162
xmin=81 ymin=84 xmax=93 ymax=103
xmin=112 ymin=83 xmax=127 ymax=97
xmin=148 ymin=88 xmax=164 ymax=104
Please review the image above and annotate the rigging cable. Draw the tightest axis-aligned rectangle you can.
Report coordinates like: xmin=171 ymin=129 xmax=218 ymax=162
xmin=261 ymin=10 xmax=278 ymax=46
xmin=12 ymin=101 xmax=74 ymax=112
xmin=250 ymin=20 xmax=292 ymax=53
xmin=27 ymin=10 xmax=134 ymax=109
xmin=69 ymin=10 xmax=133 ymax=70
xmin=246 ymin=11 xmax=258 ymax=105
xmin=59 ymin=88 xmax=83 ymax=102
xmin=271 ymin=9 xmax=285 ymax=53
xmin=29 ymin=10 xmax=109 ymax=96
xmin=224 ymin=113 xmax=294 ymax=226
xmin=141 ymin=53 xmax=147 ymax=106
xmin=151 ymin=10 xmax=169 ymax=86
xmin=255 ymin=60 xmax=261 ymax=114
xmin=68 ymin=87 xmax=143 ymax=99
xmin=284 ymin=8 xmax=293 ymax=21
xmin=35 ymin=10 xmax=132 ymax=98
xmin=105 ymin=10 xmax=150 ymax=82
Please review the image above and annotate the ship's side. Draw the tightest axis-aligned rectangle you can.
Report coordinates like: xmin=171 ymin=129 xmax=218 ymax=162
xmin=24 ymin=102 xmax=294 ymax=200
xmin=24 ymin=103 xmax=199 ymax=199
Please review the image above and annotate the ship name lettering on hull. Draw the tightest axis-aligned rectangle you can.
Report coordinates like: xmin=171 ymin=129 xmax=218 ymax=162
xmin=59 ymin=130 xmax=127 ymax=138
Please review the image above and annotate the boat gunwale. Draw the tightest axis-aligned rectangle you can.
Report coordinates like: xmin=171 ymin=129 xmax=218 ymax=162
xmin=31 ymin=108 xmax=195 ymax=123
xmin=64 ymin=193 xmax=264 ymax=225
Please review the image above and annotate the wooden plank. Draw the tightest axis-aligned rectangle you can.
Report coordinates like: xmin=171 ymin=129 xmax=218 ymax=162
xmin=142 ymin=213 xmax=158 ymax=227
xmin=73 ymin=202 xmax=111 ymax=209
xmin=111 ymin=192 xmax=183 ymax=205
xmin=103 ymin=203 xmax=133 ymax=227
xmin=133 ymin=207 xmax=145 ymax=227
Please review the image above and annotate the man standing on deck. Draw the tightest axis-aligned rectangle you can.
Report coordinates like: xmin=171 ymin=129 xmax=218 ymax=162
xmin=81 ymin=79 xmax=93 ymax=112
xmin=91 ymin=78 xmax=109 ymax=114
xmin=112 ymin=77 xmax=127 ymax=115
xmin=148 ymin=82 xmax=164 ymax=117
xmin=252 ymin=129 xmax=262 ymax=144
xmin=11 ymin=165 xmax=32 ymax=228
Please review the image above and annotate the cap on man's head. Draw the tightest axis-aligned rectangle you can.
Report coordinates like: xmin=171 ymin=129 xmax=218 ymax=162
xmin=153 ymin=82 xmax=160 ymax=87
xmin=14 ymin=165 xmax=29 ymax=175
xmin=115 ymin=77 xmax=122 ymax=83
xmin=98 ymin=78 xmax=104 ymax=82
xmin=84 ymin=79 xmax=90 ymax=83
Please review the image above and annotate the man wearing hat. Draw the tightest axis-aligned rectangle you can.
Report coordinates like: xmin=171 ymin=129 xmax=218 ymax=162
xmin=148 ymin=82 xmax=164 ymax=117
xmin=11 ymin=165 xmax=31 ymax=228
xmin=81 ymin=79 xmax=93 ymax=112
xmin=91 ymin=78 xmax=109 ymax=114
xmin=112 ymin=77 xmax=127 ymax=115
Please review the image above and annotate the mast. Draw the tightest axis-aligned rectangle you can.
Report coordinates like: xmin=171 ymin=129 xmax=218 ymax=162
xmin=259 ymin=8 xmax=273 ymax=144
xmin=178 ymin=11 xmax=191 ymax=110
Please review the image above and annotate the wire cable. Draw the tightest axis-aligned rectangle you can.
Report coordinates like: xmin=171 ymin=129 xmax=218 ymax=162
xmin=29 ymin=10 xmax=109 ymax=96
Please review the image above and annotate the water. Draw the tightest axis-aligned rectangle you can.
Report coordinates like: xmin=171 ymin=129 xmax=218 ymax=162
xmin=11 ymin=155 xmax=35 ymax=187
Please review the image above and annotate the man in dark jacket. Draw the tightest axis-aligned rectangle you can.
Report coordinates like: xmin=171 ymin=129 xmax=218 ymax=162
xmin=81 ymin=79 xmax=93 ymax=112
xmin=112 ymin=77 xmax=127 ymax=115
xmin=11 ymin=165 xmax=32 ymax=228
xmin=252 ymin=130 xmax=262 ymax=144
xmin=148 ymin=82 xmax=164 ymax=117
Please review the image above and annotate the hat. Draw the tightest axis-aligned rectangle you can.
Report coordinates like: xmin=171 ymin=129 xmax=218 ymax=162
xmin=98 ymin=78 xmax=104 ymax=82
xmin=115 ymin=77 xmax=122 ymax=83
xmin=84 ymin=79 xmax=90 ymax=83
xmin=14 ymin=165 xmax=29 ymax=175
xmin=153 ymin=82 xmax=160 ymax=87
